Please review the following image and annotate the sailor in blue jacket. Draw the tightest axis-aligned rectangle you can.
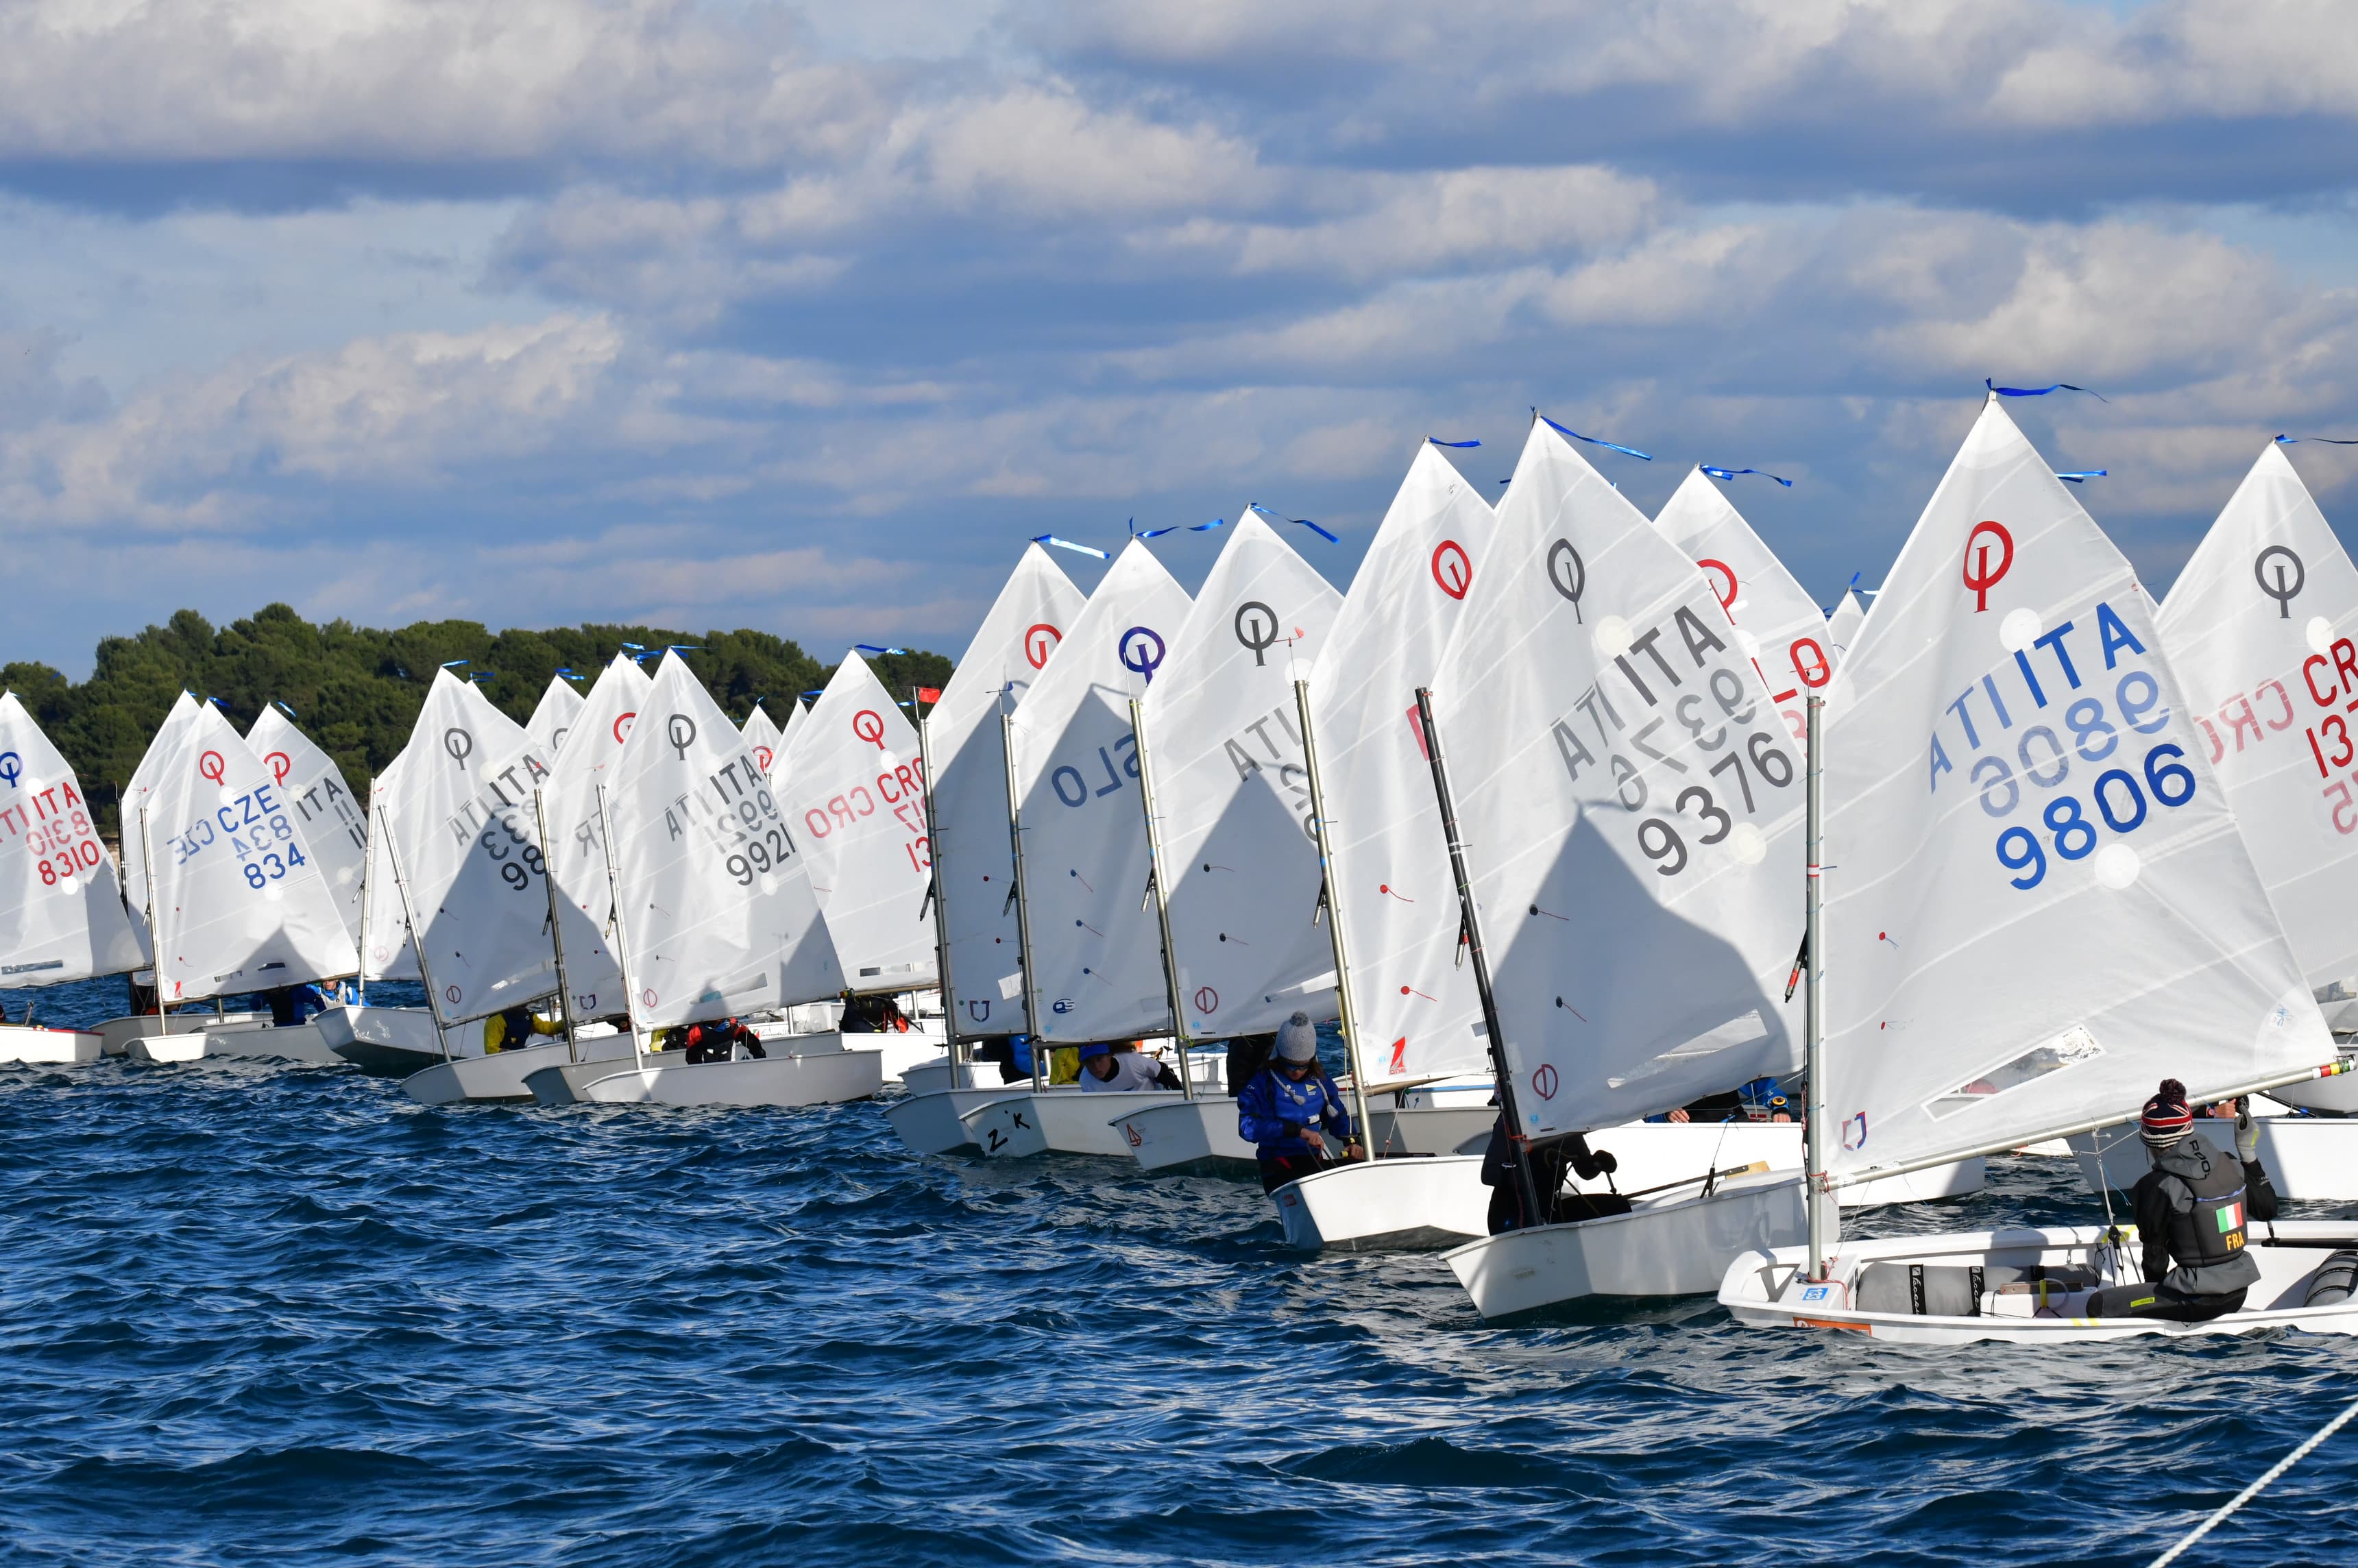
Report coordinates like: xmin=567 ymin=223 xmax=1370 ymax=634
xmin=1237 ymin=1012 xmax=1362 ymax=1192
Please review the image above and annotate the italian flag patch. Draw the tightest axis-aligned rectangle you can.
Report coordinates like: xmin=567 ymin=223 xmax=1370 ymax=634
xmin=2216 ymin=1201 xmax=2244 ymax=1232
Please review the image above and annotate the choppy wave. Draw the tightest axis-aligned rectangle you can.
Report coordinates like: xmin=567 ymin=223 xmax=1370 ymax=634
xmin=3 ymin=977 xmax=2355 ymax=1566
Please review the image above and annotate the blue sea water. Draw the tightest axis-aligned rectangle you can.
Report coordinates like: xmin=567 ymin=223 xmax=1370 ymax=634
xmin=5 ymin=975 xmax=2356 ymax=1567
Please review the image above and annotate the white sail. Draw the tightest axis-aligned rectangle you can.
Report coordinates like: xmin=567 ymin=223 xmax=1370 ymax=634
xmin=526 ymin=676 xmax=587 ymax=757
xmin=1826 ymin=588 xmax=1869 ymax=666
xmin=1429 ymin=417 xmax=1805 ymax=1134
xmin=1143 ymin=512 xmax=1343 ymax=1036
xmin=245 ymin=707 xmax=368 ymax=944
xmin=358 ymin=752 xmax=418 ymax=981
xmin=0 ymin=691 xmax=145 ymax=987
xmin=2154 ymin=441 xmax=2358 ymax=996
xmin=1652 ymin=467 xmax=1832 ymax=748
xmin=741 ymin=702 xmax=785 ymax=780
xmin=374 ymin=670 xmax=561 ymax=1024
xmin=773 ymin=652 xmax=936 ymax=990
xmin=930 ymin=543 xmax=1085 ymax=1036
xmin=774 ymin=698 xmax=810 ymax=780
xmin=119 ymin=694 xmax=358 ymax=1001
xmin=1309 ymin=443 xmax=1496 ymax=1086
xmin=1823 ymin=400 xmax=2331 ymax=1181
xmin=607 ymin=651 xmax=838 ymax=1027
xmin=1008 ymin=539 xmax=1193 ymax=1042
xmin=536 ymin=654 xmax=647 ymax=1020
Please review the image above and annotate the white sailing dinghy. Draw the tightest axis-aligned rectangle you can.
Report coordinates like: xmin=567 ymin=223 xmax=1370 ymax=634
xmin=771 ymin=651 xmax=942 ymax=1079
xmin=322 ymin=670 xmax=561 ymax=1074
xmin=117 ymin=694 xmax=360 ymax=1064
xmin=925 ymin=544 xmax=1086 ymax=1049
xmin=0 ymin=691 xmax=145 ymax=1063
xmin=1111 ymin=511 xmax=1343 ymax=1168
xmin=1258 ymin=445 xmax=1511 ymax=1231
xmin=402 ymin=654 xmax=645 ymax=1103
xmin=245 ymin=707 xmax=368 ymax=946
xmin=2150 ymin=441 xmax=2358 ymax=1122
xmin=526 ymin=674 xmax=586 ymax=757
xmin=768 ymin=698 xmax=809 ymax=783
xmin=906 ymin=541 xmax=1194 ymax=1155
xmin=1422 ymin=415 xmax=1816 ymax=1316
xmin=523 ymin=651 xmax=865 ymax=1107
xmin=1718 ymin=396 xmax=2358 ymax=1343
xmin=888 ymin=547 xmax=1090 ymax=1147
xmin=741 ymin=702 xmax=785 ymax=781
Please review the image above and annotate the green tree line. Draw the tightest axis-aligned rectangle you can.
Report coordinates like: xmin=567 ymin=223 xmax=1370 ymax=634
xmin=1 ymin=604 xmax=954 ymax=835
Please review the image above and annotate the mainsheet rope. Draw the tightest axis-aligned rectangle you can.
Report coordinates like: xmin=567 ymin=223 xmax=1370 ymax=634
xmin=2146 ymin=1393 xmax=2358 ymax=1566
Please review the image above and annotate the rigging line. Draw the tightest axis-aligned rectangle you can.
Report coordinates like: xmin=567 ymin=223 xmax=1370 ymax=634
xmin=2145 ymin=1393 xmax=2358 ymax=1568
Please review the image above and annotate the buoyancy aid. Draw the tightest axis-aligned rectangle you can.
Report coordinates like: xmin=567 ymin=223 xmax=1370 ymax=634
xmin=2139 ymin=1138 xmax=2261 ymax=1296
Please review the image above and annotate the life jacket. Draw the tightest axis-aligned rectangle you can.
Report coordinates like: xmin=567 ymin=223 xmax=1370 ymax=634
xmin=2161 ymin=1142 xmax=2250 ymax=1274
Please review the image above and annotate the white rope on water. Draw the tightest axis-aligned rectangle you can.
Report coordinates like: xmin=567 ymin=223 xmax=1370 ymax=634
xmin=2145 ymin=1393 xmax=2358 ymax=1568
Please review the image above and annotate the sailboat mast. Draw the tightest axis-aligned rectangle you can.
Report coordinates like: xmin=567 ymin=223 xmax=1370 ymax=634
xmin=374 ymin=803 xmax=450 ymax=1061
xmin=354 ymin=776 xmax=374 ymax=1005
xmin=999 ymin=707 xmax=1045 ymax=1092
xmin=910 ymin=686 xmax=961 ymax=1075
xmin=1130 ymin=698 xmax=1195 ymax=1100
xmin=1294 ymin=677 xmax=1374 ymax=1153
xmin=1413 ymin=687 xmax=1543 ymax=1224
xmin=533 ymin=785 xmax=581 ymax=1064
xmin=594 ymin=783 xmax=646 ymax=1074
xmin=1804 ymin=692 xmax=1832 ymax=1280
xmin=138 ymin=803 xmax=168 ymax=1039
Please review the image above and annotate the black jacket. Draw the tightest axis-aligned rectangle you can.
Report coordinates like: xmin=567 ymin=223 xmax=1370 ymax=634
xmin=2131 ymin=1136 xmax=2277 ymax=1295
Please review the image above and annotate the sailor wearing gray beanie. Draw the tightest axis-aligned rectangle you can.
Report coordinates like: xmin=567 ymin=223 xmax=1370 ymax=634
xmin=1237 ymin=1011 xmax=1361 ymax=1192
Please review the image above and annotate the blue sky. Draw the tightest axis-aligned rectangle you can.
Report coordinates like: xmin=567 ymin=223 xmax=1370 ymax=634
xmin=4 ymin=0 xmax=2357 ymax=674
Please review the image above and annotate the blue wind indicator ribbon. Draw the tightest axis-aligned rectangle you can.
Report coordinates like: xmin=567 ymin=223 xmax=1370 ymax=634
xmin=1034 ymin=534 xmax=1109 ymax=560
xmin=1701 ymin=465 xmax=1793 ymax=487
xmin=2278 ymin=434 xmax=2358 ymax=445
xmin=2054 ymin=470 xmax=2107 ymax=483
xmin=620 ymin=642 xmax=646 ymax=651
xmin=800 ymin=689 xmax=826 ymax=698
xmin=1429 ymin=437 xmax=1481 ymax=448
xmin=1535 ymin=410 xmax=1652 ymax=461
xmin=275 ymin=700 xmax=297 ymax=718
xmin=1986 ymin=378 xmax=2108 ymax=402
xmin=1134 ymin=517 xmax=1226 ymax=540
xmin=440 ymin=659 xmax=469 ymax=668
xmin=206 ymin=695 xmax=228 ymax=708
xmin=472 ymin=671 xmax=496 ymax=683
xmin=854 ymin=644 xmax=906 ymax=657
xmin=1249 ymin=503 xmax=1339 ymax=543
xmin=666 ymin=645 xmax=703 ymax=654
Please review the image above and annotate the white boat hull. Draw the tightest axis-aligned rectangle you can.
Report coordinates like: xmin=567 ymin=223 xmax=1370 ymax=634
xmin=1117 ymin=1097 xmax=1259 ymax=1174
xmin=195 ymin=1020 xmax=341 ymax=1065
xmin=964 ymin=1090 xmax=1188 ymax=1158
xmin=1271 ymin=1121 xmax=1979 ymax=1252
xmin=127 ymin=1034 xmax=208 ymax=1063
xmin=900 ymin=1057 xmax=1019 ymax=1097
xmin=1117 ymin=1098 xmax=1499 ymax=1177
xmin=0 ymin=1025 xmax=104 ymax=1064
xmin=884 ymin=1083 xmax=1043 ymax=1153
xmin=316 ymin=1004 xmax=474 ymax=1075
xmin=524 ymin=1041 xmax=881 ymax=1107
xmin=96 ymin=1011 xmax=269 ymax=1056
xmin=402 ymin=1032 xmax=636 ymax=1105
xmin=1445 ymin=1172 xmax=1808 ymax=1318
xmin=2069 ymin=1116 xmax=2358 ymax=1201
xmin=1718 ymin=1221 xmax=2358 ymax=1344
xmin=1276 ymin=1155 xmax=1492 ymax=1250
